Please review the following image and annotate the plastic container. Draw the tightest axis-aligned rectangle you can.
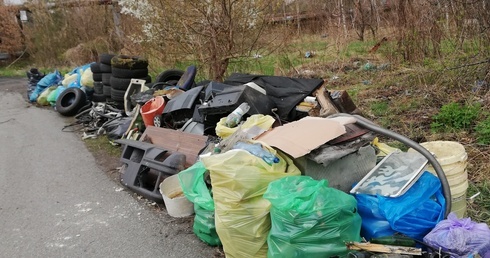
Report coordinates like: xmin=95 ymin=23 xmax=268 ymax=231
xmin=225 ymin=102 xmax=250 ymax=128
xmin=141 ymin=96 xmax=165 ymax=127
xmin=414 ymin=141 xmax=468 ymax=218
xmin=159 ymin=174 xmax=194 ymax=218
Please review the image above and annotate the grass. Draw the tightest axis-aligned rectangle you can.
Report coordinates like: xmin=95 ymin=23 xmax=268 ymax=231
xmin=84 ymin=135 xmax=122 ymax=158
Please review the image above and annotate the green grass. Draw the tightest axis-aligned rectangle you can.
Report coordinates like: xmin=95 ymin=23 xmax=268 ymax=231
xmin=84 ymin=135 xmax=122 ymax=158
xmin=370 ymin=101 xmax=390 ymax=117
xmin=340 ymin=40 xmax=376 ymax=58
xmin=467 ymin=181 xmax=490 ymax=224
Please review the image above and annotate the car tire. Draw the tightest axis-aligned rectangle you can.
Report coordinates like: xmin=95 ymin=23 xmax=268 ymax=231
xmin=99 ymin=63 xmax=112 ymax=73
xmin=90 ymin=62 xmax=102 ymax=73
xmin=102 ymin=73 xmax=112 ymax=85
xmin=92 ymin=93 xmax=106 ymax=102
xmin=155 ymin=69 xmax=184 ymax=83
xmin=111 ymin=88 xmax=126 ymax=102
xmin=111 ymin=67 xmax=148 ymax=78
xmin=56 ymin=87 xmax=87 ymax=116
xmin=92 ymin=72 xmax=103 ymax=82
xmin=99 ymin=53 xmax=115 ymax=65
xmin=93 ymin=81 xmax=104 ymax=94
xmin=103 ymin=84 xmax=112 ymax=97
xmin=110 ymin=75 xmax=152 ymax=90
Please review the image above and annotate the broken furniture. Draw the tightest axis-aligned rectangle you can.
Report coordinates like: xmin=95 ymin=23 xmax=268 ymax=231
xmin=116 ymin=127 xmax=209 ymax=203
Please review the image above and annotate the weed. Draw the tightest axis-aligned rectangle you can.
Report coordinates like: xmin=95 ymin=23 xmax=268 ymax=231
xmin=476 ymin=117 xmax=490 ymax=145
xmin=467 ymin=181 xmax=490 ymax=224
xmin=370 ymin=101 xmax=390 ymax=117
xmin=84 ymin=136 xmax=122 ymax=158
xmin=431 ymin=102 xmax=481 ymax=132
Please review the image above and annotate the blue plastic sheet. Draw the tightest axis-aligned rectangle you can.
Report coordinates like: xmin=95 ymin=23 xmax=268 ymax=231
xmin=355 ymin=172 xmax=445 ymax=240
xmin=29 ymin=70 xmax=62 ymax=102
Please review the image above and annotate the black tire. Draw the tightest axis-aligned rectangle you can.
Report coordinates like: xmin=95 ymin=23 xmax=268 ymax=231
xmin=99 ymin=63 xmax=112 ymax=73
xmin=99 ymin=53 xmax=115 ymax=65
xmin=56 ymin=88 xmax=87 ymax=116
xmin=103 ymin=84 xmax=112 ymax=97
xmin=110 ymin=75 xmax=152 ymax=90
xmin=111 ymin=55 xmax=148 ymax=69
xmin=111 ymin=67 xmax=148 ymax=78
xmin=92 ymin=93 xmax=106 ymax=102
xmin=92 ymin=72 xmax=103 ymax=82
xmin=102 ymin=73 xmax=112 ymax=85
xmin=111 ymin=88 xmax=126 ymax=102
xmin=155 ymin=69 xmax=184 ymax=83
xmin=93 ymin=81 xmax=104 ymax=94
xmin=90 ymin=62 xmax=102 ymax=73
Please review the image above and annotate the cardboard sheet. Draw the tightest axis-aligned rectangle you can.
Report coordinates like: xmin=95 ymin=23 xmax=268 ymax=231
xmin=256 ymin=117 xmax=346 ymax=158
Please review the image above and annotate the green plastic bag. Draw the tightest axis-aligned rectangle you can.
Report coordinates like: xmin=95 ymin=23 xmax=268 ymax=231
xmin=193 ymin=203 xmax=221 ymax=246
xmin=263 ymin=176 xmax=362 ymax=258
xmin=178 ymin=162 xmax=220 ymax=246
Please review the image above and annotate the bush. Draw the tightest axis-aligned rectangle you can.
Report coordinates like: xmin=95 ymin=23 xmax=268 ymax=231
xmin=431 ymin=102 xmax=481 ymax=132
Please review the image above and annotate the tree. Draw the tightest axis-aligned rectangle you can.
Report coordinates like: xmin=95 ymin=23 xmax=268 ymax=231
xmin=119 ymin=0 xmax=281 ymax=81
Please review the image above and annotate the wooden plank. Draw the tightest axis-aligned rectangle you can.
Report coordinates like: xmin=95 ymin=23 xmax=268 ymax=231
xmin=346 ymin=242 xmax=422 ymax=256
xmin=140 ymin=126 xmax=208 ymax=167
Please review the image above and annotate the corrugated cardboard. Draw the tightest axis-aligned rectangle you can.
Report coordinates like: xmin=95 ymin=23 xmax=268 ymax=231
xmin=256 ymin=117 xmax=346 ymax=158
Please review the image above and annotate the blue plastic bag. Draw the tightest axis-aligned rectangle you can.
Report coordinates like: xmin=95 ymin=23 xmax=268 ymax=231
xmin=29 ymin=70 xmax=62 ymax=102
xmin=423 ymin=212 xmax=490 ymax=258
xmin=355 ymin=193 xmax=396 ymax=240
xmin=355 ymin=172 xmax=445 ymax=240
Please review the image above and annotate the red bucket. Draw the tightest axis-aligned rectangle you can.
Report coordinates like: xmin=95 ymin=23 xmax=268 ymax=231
xmin=141 ymin=96 xmax=165 ymax=127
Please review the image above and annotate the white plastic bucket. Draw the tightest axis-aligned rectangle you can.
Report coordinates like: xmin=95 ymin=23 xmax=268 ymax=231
xmin=159 ymin=174 xmax=194 ymax=218
xmin=418 ymin=141 xmax=468 ymax=218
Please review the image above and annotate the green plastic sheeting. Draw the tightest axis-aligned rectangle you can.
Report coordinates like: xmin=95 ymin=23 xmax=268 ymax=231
xmin=264 ymin=176 xmax=362 ymax=258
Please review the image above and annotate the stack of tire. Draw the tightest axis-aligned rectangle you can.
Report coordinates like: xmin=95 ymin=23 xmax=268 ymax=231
xmin=98 ymin=54 xmax=115 ymax=102
xmin=90 ymin=60 xmax=106 ymax=102
xmin=110 ymin=55 xmax=151 ymax=108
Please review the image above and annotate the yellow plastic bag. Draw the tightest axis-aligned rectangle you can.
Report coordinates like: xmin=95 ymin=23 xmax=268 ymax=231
xmin=201 ymin=144 xmax=301 ymax=258
xmin=80 ymin=68 xmax=94 ymax=87
xmin=215 ymin=114 xmax=275 ymax=139
xmin=372 ymin=137 xmax=401 ymax=157
xmin=62 ymin=73 xmax=78 ymax=87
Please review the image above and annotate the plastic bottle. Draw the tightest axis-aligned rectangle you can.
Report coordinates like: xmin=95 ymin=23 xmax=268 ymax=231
xmin=233 ymin=142 xmax=280 ymax=165
xmin=225 ymin=102 xmax=250 ymax=128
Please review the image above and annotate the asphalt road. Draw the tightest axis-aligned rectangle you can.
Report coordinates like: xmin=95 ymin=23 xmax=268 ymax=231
xmin=0 ymin=77 xmax=218 ymax=257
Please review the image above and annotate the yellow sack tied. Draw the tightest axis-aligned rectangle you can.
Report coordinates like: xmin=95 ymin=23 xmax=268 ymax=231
xmin=201 ymin=143 xmax=300 ymax=258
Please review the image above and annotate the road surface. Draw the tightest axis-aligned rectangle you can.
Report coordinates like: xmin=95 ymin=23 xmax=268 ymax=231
xmin=0 ymin=77 xmax=219 ymax=257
